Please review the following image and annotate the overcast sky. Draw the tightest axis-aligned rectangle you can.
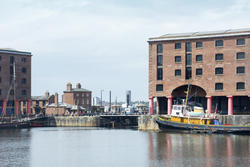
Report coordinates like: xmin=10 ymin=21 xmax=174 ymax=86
xmin=1 ymin=0 xmax=250 ymax=102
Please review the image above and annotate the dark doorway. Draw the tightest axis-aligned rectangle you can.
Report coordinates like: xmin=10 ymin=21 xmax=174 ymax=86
xmin=233 ymin=96 xmax=250 ymax=115
xmin=212 ymin=96 xmax=228 ymax=114
xmin=157 ymin=97 xmax=168 ymax=114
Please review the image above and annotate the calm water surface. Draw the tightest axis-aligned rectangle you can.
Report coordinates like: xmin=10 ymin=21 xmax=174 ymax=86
xmin=0 ymin=127 xmax=249 ymax=167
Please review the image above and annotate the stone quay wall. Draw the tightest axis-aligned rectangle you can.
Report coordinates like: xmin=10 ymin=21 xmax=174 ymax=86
xmin=47 ymin=116 xmax=101 ymax=127
xmin=138 ymin=115 xmax=161 ymax=131
xmin=45 ymin=115 xmax=250 ymax=128
xmin=217 ymin=115 xmax=250 ymax=125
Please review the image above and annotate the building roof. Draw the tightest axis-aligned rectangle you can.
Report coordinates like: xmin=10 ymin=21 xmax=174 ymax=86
xmin=0 ymin=48 xmax=32 ymax=56
xmin=148 ymin=28 xmax=250 ymax=42
xmin=32 ymin=96 xmax=49 ymax=101
xmin=47 ymin=103 xmax=85 ymax=110
xmin=64 ymin=88 xmax=91 ymax=93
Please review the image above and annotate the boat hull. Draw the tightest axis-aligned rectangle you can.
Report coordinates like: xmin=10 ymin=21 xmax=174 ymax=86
xmin=156 ymin=118 xmax=250 ymax=134
xmin=0 ymin=121 xmax=30 ymax=129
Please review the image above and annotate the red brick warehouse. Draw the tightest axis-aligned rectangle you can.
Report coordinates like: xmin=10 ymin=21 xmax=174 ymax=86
xmin=0 ymin=49 xmax=32 ymax=116
xmin=148 ymin=29 xmax=250 ymax=115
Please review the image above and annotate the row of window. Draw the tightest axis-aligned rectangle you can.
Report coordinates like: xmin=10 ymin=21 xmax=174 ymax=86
xmin=156 ymin=38 xmax=245 ymax=53
xmin=215 ymin=82 xmax=245 ymax=90
xmin=174 ymin=67 xmax=245 ymax=76
xmin=0 ymin=66 xmax=27 ymax=74
xmin=156 ymin=82 xmax=245 ymax=92
xmin=75 ymin=99 xmax=90 ymax=105
xmin=175 ymin=68 xmax=202 ymax=76
xmin=0 ymin=89 xmax=27 ymax=96
xmin=0 ymin=77 xmax=27 ymax=84
xmin=157 ymin=52 xmax=246 ymax=66
xmin=0 ymin=56 xmax=27 ymax=62
xmin=157 ymin=66 xmax=245 ymax=80
xmin=75 ymin=93 xmax=90 ymax=97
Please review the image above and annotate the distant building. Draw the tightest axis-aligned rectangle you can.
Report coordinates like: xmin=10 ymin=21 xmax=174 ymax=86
xmin=62 ymin=83 xmax=92 ymax=110
xmin=148 ymin=28 xmax=250 ymax=115
xmin=0 ymin=48 xmax=32 ymax=116
xmin=45 ymin=93 xmax=85 ymax=116
xmin=93 ymin=97 xmax=101 ymax=106
xmin=126 ymin=90 xmax=131 ymax=107
xmin=31 ymin=91 xmax=55 ymax=114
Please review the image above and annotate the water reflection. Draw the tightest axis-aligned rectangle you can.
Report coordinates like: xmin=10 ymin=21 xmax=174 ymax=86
xmin=0 ymin=129 xmax=31 ymax=167
xmin=0 ymin=128 xmax=249 ymax=167
xmin=148 ymin=132 xmax=250 ymax=167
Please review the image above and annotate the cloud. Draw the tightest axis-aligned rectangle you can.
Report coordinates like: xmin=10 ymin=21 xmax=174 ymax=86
xmin=1 ymin=0 xmax=250 ymax=101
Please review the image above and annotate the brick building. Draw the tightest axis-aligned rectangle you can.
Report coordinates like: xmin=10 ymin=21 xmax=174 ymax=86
xmin=0 ymin=48 xmax=32 ymax=116
xmin=148 ymin=29 xmax=250 ymax=115
xmin=62 ymin=83 xmax=92 ymax=110
xmin=31 ymin=91 xmax=55 ymax=114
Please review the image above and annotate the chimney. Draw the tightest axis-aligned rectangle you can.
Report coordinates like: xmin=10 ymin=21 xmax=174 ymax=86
xmin=45 ymin=91 xmax=50 ymax=97
xmin=67 ymin=82 xmax=72 ymax=91
xmin=76 ymin=83 xmax=81 ymax=89
xmin=55 ymin=93 xmax=59 ymax=106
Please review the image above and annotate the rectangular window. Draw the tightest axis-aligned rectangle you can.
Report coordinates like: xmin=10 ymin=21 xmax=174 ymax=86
xmin=215 ymin=54 xmax=223 ymax=61
xmin=0 ymin=56 xmax=1 ymax=61
xmin=10 ymin=66 xmax=14 ymax=75
xmin=22 ymin=67 xmax=27 ymax=74
xmin=185 ymin=67 xmax=192 ymax=80
xmin=157 ymin=68 xmax=163 ymax=80
xmin=196 ymin=42 xmax=203 ymax=48
xmin=21 ymin=57 xmax=27 ymax=62
xmin=175 ymin=43 xmax=181 ymax=49
xmin=22 ymin=78 xmax=26 ymax=84
xmin=175 ymin=56 xmax=181 ymax=63
xmin=157 ymin=44 xmax=163 ymax=54
xmin=186 ymin=42 xmax=192 ymax=52
xmin=0 ymin=77 xmax=1 ymax=83
xmin=215 ymin=40 xmax=223 ymax=47
xmin=186 ymin=54 xmax=192 ymax=65
xmin=175 ymin=69 xmax=181 ymax=76
xmin=196 ymin=55 xmax=203 ymax=62
xmin=196 ymin=68 xmax=202 ymax=76
xmin=215 ymin=83 xmax=223 ymax=90
xmin=10 ymin=56 xmax=14 ymax=64
xmin=236 ymin=52 xmax=245 ymax=60
xmin=0 ymin=66 xmax=1 ymax=72
xmin=215 ymin=67 xmax=223 ymax=75
xmin=156 ymin=84 xmax=163 ymax=91
xmin=236 ymin=82 xmax=245 ymax=90
xmin=237 ymin=38 xmax=245 ymax=46
xmin=0 ymin=89 xmax=1 ymax=95
xmin=157 ymin=55 xmax=163 ymax=66
xmin=87 ymin=99 xmax=89 ymax=105
xmin=236 ymin=66 xmax=245 ymax=74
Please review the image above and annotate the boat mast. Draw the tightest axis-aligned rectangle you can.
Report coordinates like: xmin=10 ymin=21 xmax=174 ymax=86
xmin=185 ymin=83 xmax=190 ymax=106
xmin=13 ymin=61 xmax=17 ymax=117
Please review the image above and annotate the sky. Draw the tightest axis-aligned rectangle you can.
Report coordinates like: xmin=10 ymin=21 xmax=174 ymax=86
xmin=1 ymin=0 xmax=250 ymax=102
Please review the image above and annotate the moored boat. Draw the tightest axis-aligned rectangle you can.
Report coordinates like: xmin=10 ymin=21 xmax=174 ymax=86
xmin=156 ymin=84 xmax=250 ymax=134
xmin=156 ymin=116 xmax=250 ymax=134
